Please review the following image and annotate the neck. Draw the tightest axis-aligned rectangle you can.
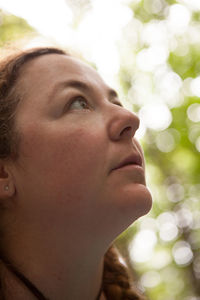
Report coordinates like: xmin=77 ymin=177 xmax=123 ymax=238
xmin=2 ymin=222 xmax=108 ymax=300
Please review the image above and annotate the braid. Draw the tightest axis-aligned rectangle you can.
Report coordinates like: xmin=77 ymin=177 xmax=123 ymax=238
xmin=102 ymin=246 xmax=147 ymax=300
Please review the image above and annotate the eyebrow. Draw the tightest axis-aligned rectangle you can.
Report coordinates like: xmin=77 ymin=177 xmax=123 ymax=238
xmin=49 ymin=79 xmax=121 ymax=105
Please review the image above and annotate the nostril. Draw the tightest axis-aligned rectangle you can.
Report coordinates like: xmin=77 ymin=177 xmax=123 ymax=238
xmin=108 ymin=109 xmax=139 ymax=141
xmin=120 ymin=126 xmax=132 ymax=137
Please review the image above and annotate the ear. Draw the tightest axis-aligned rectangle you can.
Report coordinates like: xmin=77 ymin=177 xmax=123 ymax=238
xmin=0 ymin=160 xmax=16 ymax=199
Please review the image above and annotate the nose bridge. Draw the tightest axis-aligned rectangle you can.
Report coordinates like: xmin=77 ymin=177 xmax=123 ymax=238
xmin=107 ymin=104 xmax=140 ymax=141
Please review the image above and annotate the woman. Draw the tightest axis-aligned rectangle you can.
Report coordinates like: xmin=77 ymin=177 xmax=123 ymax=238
xmin=0 ymin=47 xmax=152 ymax=300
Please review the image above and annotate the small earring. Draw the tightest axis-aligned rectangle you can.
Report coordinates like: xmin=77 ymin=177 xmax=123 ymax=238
xmin=4 ymin=186 xmax=9 ymax=191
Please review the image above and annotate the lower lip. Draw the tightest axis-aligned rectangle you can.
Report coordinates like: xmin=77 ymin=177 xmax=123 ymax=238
xmin=114 ymin=164 xmax=143 ymax=171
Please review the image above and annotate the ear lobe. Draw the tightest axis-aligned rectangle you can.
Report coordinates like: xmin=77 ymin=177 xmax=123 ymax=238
xmin=0 ymin=162 xmax=16 ymax=199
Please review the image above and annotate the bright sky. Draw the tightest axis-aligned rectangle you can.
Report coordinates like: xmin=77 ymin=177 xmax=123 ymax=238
xmin=0 ymin=0 xmax=133 ymax=85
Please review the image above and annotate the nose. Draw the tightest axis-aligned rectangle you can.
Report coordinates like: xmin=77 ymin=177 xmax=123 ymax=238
xmin=107 ymin=105 xmax=140 ymax=141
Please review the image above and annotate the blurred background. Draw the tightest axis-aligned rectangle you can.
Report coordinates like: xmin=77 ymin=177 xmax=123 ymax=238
xmin=0 ymin=0 xmax=200 ymax=299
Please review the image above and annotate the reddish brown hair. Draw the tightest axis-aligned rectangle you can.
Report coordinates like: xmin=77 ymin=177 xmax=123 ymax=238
xmin=0 ymin=47 xmax=66 ymax=159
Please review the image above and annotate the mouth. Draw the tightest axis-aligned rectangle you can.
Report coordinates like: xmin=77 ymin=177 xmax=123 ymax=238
xmin=112 ymin=153 xmax=143 ymax=171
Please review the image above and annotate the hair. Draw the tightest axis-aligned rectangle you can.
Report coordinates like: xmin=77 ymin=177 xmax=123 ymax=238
xmin=0 ymin=47 xmax=147 ymax=300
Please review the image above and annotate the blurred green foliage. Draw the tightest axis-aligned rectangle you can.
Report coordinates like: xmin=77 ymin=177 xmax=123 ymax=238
xmin=169 ymin=47 xmax=200 ymax=79
xmin=0 ymin=10 xmax=34 ymax=47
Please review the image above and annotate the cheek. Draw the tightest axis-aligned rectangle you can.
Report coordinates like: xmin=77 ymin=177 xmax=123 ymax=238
xmin=48 ymin=128 xmax=104 ymax=173
xmin=18 ymin=124 xmax=107 ymax=199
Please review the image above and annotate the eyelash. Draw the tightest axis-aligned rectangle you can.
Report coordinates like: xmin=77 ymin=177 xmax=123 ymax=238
xmin=63 ymin=95 xmax=122 ymax=113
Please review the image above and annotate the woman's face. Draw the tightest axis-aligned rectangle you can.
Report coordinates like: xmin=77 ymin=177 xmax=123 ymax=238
xmin=11 ymin=54 xmax=152 ymax=238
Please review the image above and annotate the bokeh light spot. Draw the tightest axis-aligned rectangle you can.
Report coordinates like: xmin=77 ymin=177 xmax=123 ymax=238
xmin=140 ymin=271 xmax=161 ymax=288
xmin=166 ymin=183 xmax=185 ymax=203
xmin=156 ymin=130 xmax=175 ymax=152
xmin=139 ymin=104 xmax=172 ymax=131
xmin=195 ymin=136 xmax=200 ymax=152
xmin=172 ymin=241 xmax=193 ymax=266
xmin=187 ymin=103 xmax=200 ymax=122
xmin=129 ymin=229 xmax=157 ymax=263
xmin=176 ymin=207 xmax=193 ymax=229
xmin=167 ymin=4 xmax=191 ymax=34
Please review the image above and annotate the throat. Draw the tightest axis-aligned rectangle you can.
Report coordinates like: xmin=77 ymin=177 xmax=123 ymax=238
xmin=0 ymin=254 xmax=105 ymax=300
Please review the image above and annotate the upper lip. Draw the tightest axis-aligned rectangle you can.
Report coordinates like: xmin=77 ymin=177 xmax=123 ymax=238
xmin=112 ymin=153 xmax=143 ymax=171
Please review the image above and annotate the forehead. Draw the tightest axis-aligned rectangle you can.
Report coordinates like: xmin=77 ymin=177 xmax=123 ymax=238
xmin=18 ymin=54 xmax=106 ymax=93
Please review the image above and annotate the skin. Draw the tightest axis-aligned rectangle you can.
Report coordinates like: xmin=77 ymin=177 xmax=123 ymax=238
xmin=0 ymin=54 xmax=152 ymax=300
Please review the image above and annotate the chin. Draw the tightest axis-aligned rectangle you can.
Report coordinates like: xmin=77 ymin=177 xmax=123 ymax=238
xmin=115 ymin=184 xmax=152 ymax=224
xmin=100 ymin=185 xmax=152 ymax=243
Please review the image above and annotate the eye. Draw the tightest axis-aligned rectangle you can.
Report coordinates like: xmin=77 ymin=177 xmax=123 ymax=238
xmin=69 ymin=96 xmax=90 ymax=110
